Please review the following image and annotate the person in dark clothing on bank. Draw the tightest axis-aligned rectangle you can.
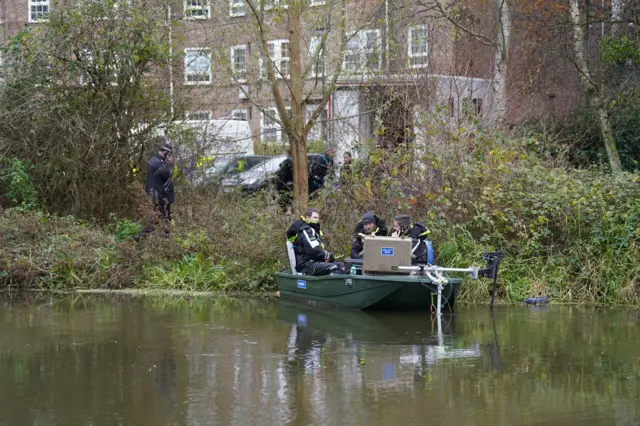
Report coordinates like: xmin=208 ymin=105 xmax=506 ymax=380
xmin=286 ymin=208 xmax=345 ymax=276
xmin=392 ymin=214 xmax=432 ymax=265
xmin=136 ymin=138 xmax=175 ymax=240
xmin=350 ymin=211 xmax=389 ymax=259
xmin=339 ymin=151 xmax=353 ymax=186
xmin=309 ymin=147 xmax=336 ymax=194
xmin=275 ymin=149 xmax=294 ymax=209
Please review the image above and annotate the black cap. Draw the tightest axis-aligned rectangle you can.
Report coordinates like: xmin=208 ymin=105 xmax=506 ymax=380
xmin=361 ymin=211 xmax=376 ymax=225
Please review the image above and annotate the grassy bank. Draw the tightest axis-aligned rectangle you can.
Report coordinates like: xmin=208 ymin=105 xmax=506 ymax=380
xmin=0 ymin=205 xmax=282 ymax=293
xmin=2 ymin=130 xmax=640 ymax=305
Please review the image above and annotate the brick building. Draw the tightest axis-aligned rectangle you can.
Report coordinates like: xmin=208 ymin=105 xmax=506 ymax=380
xmin=0 ymin=0 xmax=586 ymax=159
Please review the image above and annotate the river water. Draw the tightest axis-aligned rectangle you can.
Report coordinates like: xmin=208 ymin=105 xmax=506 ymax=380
xmin=0 ymin=294 xmax=639 ymax=426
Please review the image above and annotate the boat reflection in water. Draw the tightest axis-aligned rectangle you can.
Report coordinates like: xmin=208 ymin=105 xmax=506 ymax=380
xmin=277 ymin=301 xmax=482 ymax=392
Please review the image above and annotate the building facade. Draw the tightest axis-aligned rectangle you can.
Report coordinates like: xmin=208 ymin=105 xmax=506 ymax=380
xmin=0 ymin=0 xmax=587 ymax=160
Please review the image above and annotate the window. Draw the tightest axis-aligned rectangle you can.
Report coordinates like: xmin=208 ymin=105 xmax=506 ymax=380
xmin=305 ymin=104 xmax=327 ymax=141
xmin=309 ymin=36 xmax=325 ymax=77
xmin=229 ymin=0 xmax=245 ymax=16
xmin=184 ymin=49 xmax=212 ymax=84
xmin=408 ymin=25 xmax=428 ymax=68
xmin=231 ymin=109 xmax=248 ymax=121
xmin=188 ymin=110 xmax=212 ymax=120
xmin=263 ymin=40 xmax=289 ymax=79
xmin=79 ymin=0 xmax=131 ymax=20
xmin=264 ymin=0 xmax=286 ymax=10
xmin=343 ymin=29 xmax=381 ymax=72
xmin=231 ymin=45 xmax=247 ymax=82
xmin=79 ymin=50 xmax=123 ymax=86
xmin=29 ymin=0 xmax=50 ymax=22
xmin=184 ymin=0 xmax=210 ymax=19
xmin=261 ymin=107 xmax=290 ymax=143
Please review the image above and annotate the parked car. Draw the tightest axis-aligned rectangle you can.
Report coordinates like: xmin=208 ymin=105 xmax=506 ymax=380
xmin=221 ymin=153 xmax=327 ymax=194
xmin=221 ymin=155 xmax=287 ymax=193
xmin=197 ymin=155 xmax=269 ymax=187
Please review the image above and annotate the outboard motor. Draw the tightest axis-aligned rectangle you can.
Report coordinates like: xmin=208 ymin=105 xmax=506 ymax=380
xmin=478 ymin=252 xmax=504 ymax=280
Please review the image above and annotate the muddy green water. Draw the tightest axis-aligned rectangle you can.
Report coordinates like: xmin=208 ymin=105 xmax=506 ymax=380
xmin=1 ymin=295 xmax=639 ymax=426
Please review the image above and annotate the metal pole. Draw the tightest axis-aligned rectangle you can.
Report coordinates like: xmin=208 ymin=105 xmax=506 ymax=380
xmin=490 ymin=274 xmax=498 ymax=309
xmin=436 ymin=310 xmax=443 ymax=346
xmin=436 ymin=282 xmax=442 ymax=317
xmin=167 ymin=2 xmax=175 ymax=117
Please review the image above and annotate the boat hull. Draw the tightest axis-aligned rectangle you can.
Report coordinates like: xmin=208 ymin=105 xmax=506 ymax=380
xmin=275 ymin=272 xmax=462 ymax=311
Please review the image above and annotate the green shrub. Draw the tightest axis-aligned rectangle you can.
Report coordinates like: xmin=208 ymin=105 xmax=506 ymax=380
xmin=0 ymin=156 xmax=39 ymax=211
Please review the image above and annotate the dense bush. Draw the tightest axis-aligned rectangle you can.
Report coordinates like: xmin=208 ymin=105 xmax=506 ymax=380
xmin=522 ymin=89 xmax=640 ymax=171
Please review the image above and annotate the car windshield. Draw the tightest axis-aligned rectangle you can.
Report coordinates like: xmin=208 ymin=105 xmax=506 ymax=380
xmin=256 ymin=156 xmax=287 ymax=173
xmin=217 ymin=156 xmax=264 ymax=175
xmin=203 ymin=158 xmax=231 ymax=177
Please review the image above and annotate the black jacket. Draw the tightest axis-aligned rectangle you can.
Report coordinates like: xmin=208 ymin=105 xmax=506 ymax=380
xmin=275 ymin=156 xmax=293 ymax=192
xmin=350 ymin=213 xmax=389 ymax=259
xmin=395 ymin=222 xmax=430 ymax=264
xmin=145 ymin=153 xmax=174 ymax=204
xmin=286 ymin=219 xmax=334 ymax=269
xmin=309 ymin=155 xmax=333 ymax=191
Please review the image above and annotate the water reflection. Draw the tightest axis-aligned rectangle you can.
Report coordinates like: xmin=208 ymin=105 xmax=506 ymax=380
xmin=278 ymin=301 xmax=482 ymax=383
xmin=0 ymin=295 xmax=638 ymax=426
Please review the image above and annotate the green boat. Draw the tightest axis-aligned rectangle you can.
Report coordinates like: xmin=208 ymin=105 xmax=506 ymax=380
xmin=275 ymin=271 xmax=462 ymax=311
xmin=277 ymin=241 xmax=503 ymax=311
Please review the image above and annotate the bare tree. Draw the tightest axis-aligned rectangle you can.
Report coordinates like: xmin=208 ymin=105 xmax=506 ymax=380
xmin=568 ymin=0 xmax=622 ymax=173
xmin=203 ymin=0 xmax=348 ymax=208
xmin=416 ymin=0 xmax=511 ymax=124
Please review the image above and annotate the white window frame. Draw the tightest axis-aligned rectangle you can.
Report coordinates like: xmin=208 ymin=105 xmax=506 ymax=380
xmin=230 ymin=44 xmax=248 ymax=83
xmin=77 ymin=0 xmax=132 ymax=21
xmin=264 ymin=0 xmax=287 ymax=11
xmin=229 ymin=0 xmax=245 ymax=16
xmin=310 ymin=36 xmax=325 ymax=77
xmin=184 ymin=48 xmax=212 ymax=85
xmin=184 ymin=0 xmax=210 ymax=19
xmin=261 ymin=107 xmax=290 ymax=143
xmin=408 ymin=25 xmax=428 ymax=69
xmin=231 ymin=109 xmax=248 ymax=121
xmin=187 ymin=110 xmax=212 ymax=120
xmin=262 ymin=39 xmax=290 ymax=80
xmin=79 ymin=49 xmax=126 ymax=86
xmin=343 ymin=29 xmax=381 ymax=73
xmin=29 ymin=0 xmax=50 ymax=23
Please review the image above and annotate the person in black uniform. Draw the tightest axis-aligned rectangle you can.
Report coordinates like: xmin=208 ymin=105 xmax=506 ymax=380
xmin=350 ymin=211 xmax=389 ymax=259
xmin=286 ymin=208 xmax=345 ymax=276
xmin=392 ymin=214 xmax=431 ymax=265
xmin=135 ymin=138 xmax=175 ymax=240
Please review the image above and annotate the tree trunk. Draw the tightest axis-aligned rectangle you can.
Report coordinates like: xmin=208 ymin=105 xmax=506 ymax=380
xmin=288 ymin=0 xmax=309 ymax=210
xmin=568 ymin=0 xmax=623 ymax=173
xmin=491 ymin=0 xmax=511 ymax=124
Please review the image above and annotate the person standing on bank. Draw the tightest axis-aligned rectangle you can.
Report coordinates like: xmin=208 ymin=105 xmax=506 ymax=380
xmin=286 ymin=208 xmax=345 ymax=276
xmin=136 ymin=138 xmax=175 ymax=240
xmin=309 ymin=147 xmax=336 ymax=194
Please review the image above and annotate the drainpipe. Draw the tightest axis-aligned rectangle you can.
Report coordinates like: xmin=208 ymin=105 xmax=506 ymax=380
xmin=1 ymin=0 xmax=6 ymax=45
xmin=167 ymin=2 xmax=175 ymax=118
xmin=385 ymin=0 xmax=390 ymax=72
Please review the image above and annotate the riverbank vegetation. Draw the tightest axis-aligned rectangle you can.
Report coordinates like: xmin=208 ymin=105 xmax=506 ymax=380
xmin=2 ymin=122 xmax=640 ymax=304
